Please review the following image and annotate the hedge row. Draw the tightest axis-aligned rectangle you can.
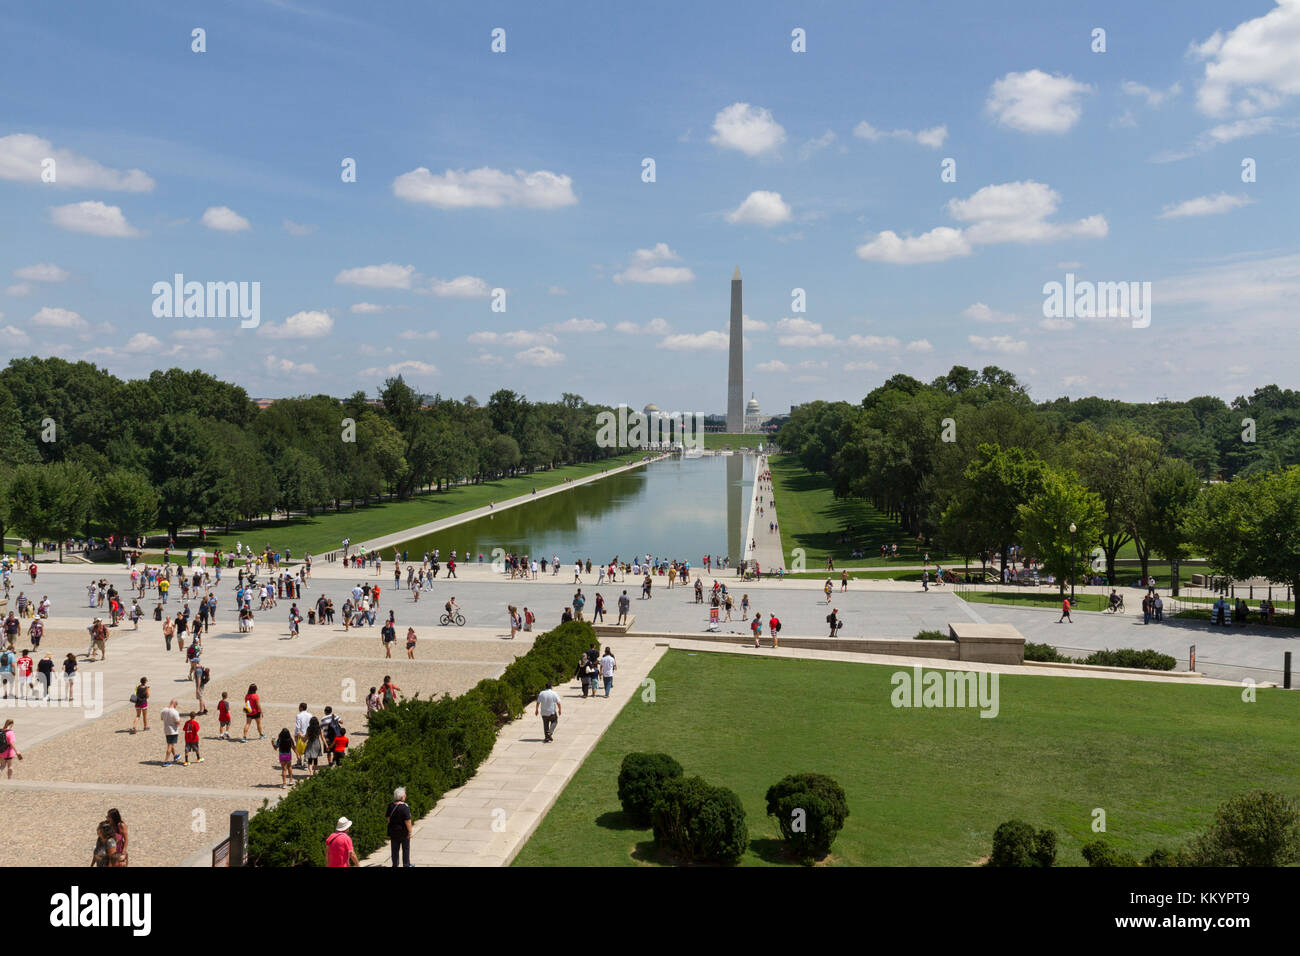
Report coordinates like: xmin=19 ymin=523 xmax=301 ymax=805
xmin=1023 ymin=642 xmax=1176 ymax=671
xmin=247 ymin=619 xmax=595 ymax=866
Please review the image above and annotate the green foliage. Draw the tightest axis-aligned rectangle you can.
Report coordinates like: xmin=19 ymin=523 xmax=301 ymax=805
xmin=1080 ymin=648 xmax=1176 ymax=671
xmin=1142 ymin=847 xmax=1180 ymax=867
xmin=617 ymin=752 xmax=684 ymax=824
xmin=1023 ymin=641 xmax=1074 ymax=663
xmin=650 ymin=776 xmax=749 ymax=865
xmin=764 ymin=772 xmax=850 ymax=863
xmin=1186 ymin=467 xmax=1300 ymax=600
xmin=1186 ymin=790 xmax=1300 ymax=867
xmin=988 ymin=820 xmax=1057 ymax=867
xmin=247 ymin=620 xmax=591 ymax=866
xmin=914 ymin=630 xmax=952 ymax=641
xmin=1017 ymin=468 xmax=1107 ymax=593
xmin=8 ymin=459 xmax=95 ymax=557
xmin=1081 ymin=839 xmax=1139 ymax=867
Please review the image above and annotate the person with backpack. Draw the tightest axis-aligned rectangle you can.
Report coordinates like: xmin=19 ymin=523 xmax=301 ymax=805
xmin=130 ymin=677 xmax=150 ymax=733
xmin=182 ymin=712 xmax=203 ymax=765
xmin=194 ymin=665 xmax=210 ymax=715
xmin=750 ymin=612 xmax=763 ymax=648
xmin=0 ymin=718 xmax=22 ymax=778
xmin=523 ymin=607 xmax=534 ymax=632
xmin=769 ymin=613 xmax=782 ymax=647
xmin=321 ymin=707 xmax=343 ymax=765
xmin=380 ymin=676 xmax=401 ymax=708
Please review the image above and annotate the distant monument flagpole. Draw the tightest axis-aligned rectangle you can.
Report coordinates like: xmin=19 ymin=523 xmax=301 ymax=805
xmin=727 ymin=267 xmax=743 ymax=433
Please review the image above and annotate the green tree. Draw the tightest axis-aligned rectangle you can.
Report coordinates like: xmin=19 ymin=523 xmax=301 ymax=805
xmin=8 ymin=461 xmax=95 ymax=561
xmin=95 ymin=468 xmax=159 ymax=545
xmin=1017 ymin=469 xmax=1107 ymax=595
xmin=1131 ymin=459 xmax=1201 ymax=594
xmin=939 ymin=444 xmax=1047 ymax=573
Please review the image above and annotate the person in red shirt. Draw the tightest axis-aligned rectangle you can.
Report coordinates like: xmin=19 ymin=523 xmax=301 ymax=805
xmin=325 ymin=818 xmax=358 ymax=867
xmin=182 ymin=712 xmax=202 ymax=764
xmin=332 ymin=729 xmax=349 ymax=765
xmin=15 ymin=650 xmax=33 ymax=699
xmin=216 ymin=692 xmax=231 ymax=739
xmin=1058 ymin=598 xmax=1072 ymax=623
xmin=242 ymin=683 xmax=263 ymax=740
xmin=768 ymin=614 xmax=781 ymax=648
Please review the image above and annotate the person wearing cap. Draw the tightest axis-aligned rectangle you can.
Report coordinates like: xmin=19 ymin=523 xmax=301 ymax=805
xmin=325 ymin=817 xmax=359 ymax=867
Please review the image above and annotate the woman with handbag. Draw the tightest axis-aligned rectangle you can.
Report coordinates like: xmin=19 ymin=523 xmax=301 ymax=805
xmin=130 ymin=677 xmax=149 ymax=733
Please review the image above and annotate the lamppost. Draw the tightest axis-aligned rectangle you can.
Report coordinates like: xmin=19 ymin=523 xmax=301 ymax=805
xmin=1069 ymin=522 xmax=1077 ymax=604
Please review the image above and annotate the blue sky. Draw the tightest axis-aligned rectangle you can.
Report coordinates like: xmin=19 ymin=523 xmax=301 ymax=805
xmin=2 ymin=0 xmax=1298 ymax=413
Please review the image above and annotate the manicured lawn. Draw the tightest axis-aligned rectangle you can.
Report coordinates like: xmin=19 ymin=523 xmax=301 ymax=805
xmin=512 ymin=649 xmax=1300 ymax=866
xmin=132 ymin=459 xmax=625 ymax=559
xmin=960 ymin=591 xmax=1117 ymax=613
xmin=768 ymin=455 xmax=959 ymax=568
xmin=701 ymin=433 xmax=768 ymax=450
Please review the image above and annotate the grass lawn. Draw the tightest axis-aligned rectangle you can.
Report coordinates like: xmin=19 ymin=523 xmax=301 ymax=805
xmin=701 ymin=433 xmax=768 ymax=450
xmin=131 ymin=459 xmax=624 ymax=559
xmin=768 ymin=455 xmax=959 ymax=568
xmin=960 ymin=591 xmax=1120 ymax=613
xmin=512 ymin=649 xmax=1300 ymax=866
xmin=784 ymin=568 xmax=925 ymax=581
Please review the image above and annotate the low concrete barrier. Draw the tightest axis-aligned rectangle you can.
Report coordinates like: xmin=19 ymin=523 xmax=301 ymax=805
xmin=948 ymin=622 xmax=1025 ymax=665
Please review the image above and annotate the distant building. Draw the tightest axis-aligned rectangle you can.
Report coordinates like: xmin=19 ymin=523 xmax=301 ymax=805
xmin=743 ymin=394 xmax=762 ymax=433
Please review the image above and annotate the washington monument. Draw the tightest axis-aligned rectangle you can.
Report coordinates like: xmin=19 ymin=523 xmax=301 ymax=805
xmin=727 ymin=267 xmax=743 ymax=432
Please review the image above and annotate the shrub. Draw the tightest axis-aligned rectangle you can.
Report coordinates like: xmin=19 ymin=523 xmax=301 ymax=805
xmin=617 ymin=752 xmax=684 ymax=824
xmin=651 ymin=776 xmax=749 ymax=865
xmin=1142 ymin=847 xmax=1180 ymax=867
xmin=1187 ymin=790 xmax=1300 ymax=866
xmin=1081 ymin=648 xmax=1176 ymax=671
xmin=1081 ymin=840 xmax=1139 ymax=867
xmin=247 ymin=620 xmax=594 ymax=865
xmin=1023 ymin=642 xmax=1075 ymax=663
xmin=764 ymin=772 xmax=850 ymax=863
xmin=988 ymin=820 xmax=1057 ymax=867
xmin=914 ymin=630 xmax=952 ymax=641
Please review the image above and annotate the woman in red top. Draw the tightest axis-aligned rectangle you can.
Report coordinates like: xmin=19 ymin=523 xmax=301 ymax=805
xmin=0 ymin=719 xmax=21 ymax=777
xmin=242 ymin=683 xmax=264 ymax=740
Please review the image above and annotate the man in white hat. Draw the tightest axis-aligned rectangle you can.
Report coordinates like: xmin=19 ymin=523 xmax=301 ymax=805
xmin=326 ymin=817 xmax=358 ymax=867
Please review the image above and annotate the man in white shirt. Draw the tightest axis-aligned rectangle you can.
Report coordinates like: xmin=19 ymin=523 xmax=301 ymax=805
xmin=599 ymin=649 xmax=617 ymax=698
xmin=294 ymin=702 xmax=313 ymax=768
xmin=535 ymin=683 xmax=561 ymax=743
xmin=161 ymin=700 xmax=182 ymax=767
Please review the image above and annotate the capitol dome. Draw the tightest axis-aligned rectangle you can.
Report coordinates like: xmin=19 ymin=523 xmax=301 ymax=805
xmin=643 ymin=403 xmax=660 ymax=415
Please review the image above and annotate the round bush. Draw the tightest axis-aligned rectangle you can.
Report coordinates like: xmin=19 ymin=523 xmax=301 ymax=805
xmin=617 ymin=752 xmax=684 ymax=824
xmin=1188 ymin=790 xmax=1300 ymax=866
xmin=1081 ymin=839 xmax=1138 ymax=867
xmin=764 ymin=772 xmax=850 ymax=863
xmin=650 ymin=776 xmax=749 ymax=865
xmin=988 ymin=820 xmax=1057 ymax=867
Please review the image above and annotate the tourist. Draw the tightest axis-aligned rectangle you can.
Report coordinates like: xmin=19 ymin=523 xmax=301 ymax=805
xmin=106 ymin=808 xmax=128 ymax=866
xmin=243 ymin=683 xmax=264 ymax=740
xmin=162 ymin=615 xmax=175 ymax=651
xmin=326 ymin=818 xmax=359 ymax=867
xmin=508 ymin=605 xmax=520 ymax=639
xmin=751 ymin=613 xmax=763 ymax=646
xmin=381 ymin=676 xmax=401 ymax=708
xmin=823 ymin=579 xmax=833 ymax=604
xmin=381 ymin=617 xmax=396 ymax=658
xmin=617 ymin=591 xmax=630 ymax=625
xmin=331 ymin=724 xmax=349 ymax=764
xmin=91 ymin=821 xmax=120 ymax=867
xmin=406 ymin=626 xmax=418 ymax=659
xmin=1058 ymin=597 xmax=1072 ymax=623
xmin=87 ymin=617 xmax=109 ymax=661
xmin=536 ymin=682 xmax=561 ymax=743
xmin=578 ymin=652 xmax=594 ymax=698
xmin=572 ymin=590 xmax=585 ymax=621
xmin=770 ymin=613 xmax=782 ymax=646
xmin=182 ymin=712 xmax=203 ymax=765
xmin=599 ymin=646 xmax=616 ymax=698
xmin=160 ymin=699 xmax=182 ymax=767
xmin=62 ymin=654 xmax=77 ymax=701
xmin=35 ymin=653 xmax=53 ymax=699
xmin=295 ymin=703 xmax=313 ymax=768
xmin=217 ymin=692 xmax=231 ymax=739
xmin=386 ymin=786 xmax=414 ymax=868
xmin=0 ymin=719 xmax=21 ymax=777
xmin=593 ymin=592 xmax=605 ymax=623
xmin=273 ymin=728 xmax=295 ymax=787
xmin=523 ymin=607 xmax=534 ymax=632
xmin=827 ymin=608 xmax=839 ymax=637
xmin=303 ymin=716 xmax=323 ymax=776
xmin=841 ymin=570 xmax=849 ymax=592
xmin=741 ymin=593 xmax=750 ymax=618
xmin=321 ymin=707 xmax=343 ymax=763
xmin=131 ymin=677 xmax=150 ymax=733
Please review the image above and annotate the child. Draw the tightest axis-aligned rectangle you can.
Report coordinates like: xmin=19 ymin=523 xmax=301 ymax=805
xmin=751 ymin=613 xmax=763 ymax=648
xmin=274 ymin=728 xmax=294 ymax=787
xmin=182 ymin=712 xmax=203 ymax=764
xmin=331 ymin=727 xmax=349 ymax=765
xmin=216 ymin=692 xmax=231 ymax=739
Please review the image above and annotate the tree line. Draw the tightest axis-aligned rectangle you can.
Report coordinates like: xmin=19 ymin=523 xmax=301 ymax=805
xmin=0 ymin=357 xmax=625 ymax=548
xmin=777 ymin=366 xmax=1300 ymax=597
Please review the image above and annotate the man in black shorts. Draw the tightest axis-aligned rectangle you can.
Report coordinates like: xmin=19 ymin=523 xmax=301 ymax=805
xmin=381 ymin=619 xmax=396 ymax=658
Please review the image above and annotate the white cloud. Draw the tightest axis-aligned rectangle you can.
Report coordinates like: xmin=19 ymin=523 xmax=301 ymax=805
xmin=756 ymin=360 xmax=789 ymax=372
xmin=843 ymin=361 xmax=880 ymax=372
xmin=201 ymin=206 xmax=251 ymax=232
xmin=14 ymin=263 xmax=69 ymax=283
xmin=986 ymin=70 xmax=1092 ymax=133
xmin=709 ymin=103 xmax=787 ymax=156
xmin=905 ymin=339 xmax=933 ymax=352
xmin=615 ymin=317 xmax=672 ymax=335
xmin=350 ymin=302 xmax=393 ymax=314
xmin=5 ymin=284 xmax=33 ymax=297
xmin=359 ymin=360 xmax=439 ymax=378
xmin=397 ymin=329 xmax=440 ymax=340
xmin=0 ymin=133 xmax=154 ymax=191
xmin=776 ymin=317 xmax=836 ymax=346
xmin=468 ymin=330 xmax=557 ymax=347
xmin=847 ymin=334 xmax=901 ymax=349
xmin=798 ymin=359 xmax=829 ymax=370
xmin=31 ymin=306 xmax=87 ymax=331
xmin=963 ymin=302 xmax=1016 ymax=323
xmin=1063 ymin=375 xmax=1089 ymax=387
xmin=742 ymin=315 xmax=767 ymax=332
xmin=261 ymin=310 xmax=334 ymax=339
xmin=472 ymin=352 xmax=504 ymax=365
xmin=855 ymin=227 xmax=972 ymax=264
xmin=968 ymin=334 xmax=1028 ymax=354
xmin=726 ymin=190 xmax=793 ymax=226
xmin=282 ymin=219 xmax=317 ymax=236
xmin=548 ymin=317 xmax=606 ymax=333
xmin=1040 ymin=317 xmax=1075 ymax=331
xmin=613 ymin=244 xmax=694 ymax=284
xmin=266 ymin=356 xmax=319 ymax=375
xmin=515 ymin=345 xmax=564 ymax=367
xmin=427 ymin=275 xmax=491 ymax=298
xmin=1158 ymin=193 xmax=1254 ymax=219
xmin=853 ymin=121 xmax=948 ymax=147
xmin=1121 ymin=80 xmax=1181 ymax=107
xmin=798 ymin=129 xmax=837 ymax=160
xmin=49 ymin=200 xmax=141 ymax=237
xmin=392 ymin=166 xmax=577 ymax=209
xmin=1192 ymin=1 xmax=1300 ymax=117
xmin=335 ymin=263 xmax=416 ymax=289
xmin=122 ymin=332 xmax=162 ymax=353
xmin=662 ymin=330 xmax=729 ymax=351
xmin=547 ymin=285 xmax=568 ymax=295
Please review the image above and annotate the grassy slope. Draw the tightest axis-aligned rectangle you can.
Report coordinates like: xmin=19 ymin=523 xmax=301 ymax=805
xmin=512 ymin=649 xmax=1300 ymax=866
xmin=141 ymin=459 xmax=623 ymax=558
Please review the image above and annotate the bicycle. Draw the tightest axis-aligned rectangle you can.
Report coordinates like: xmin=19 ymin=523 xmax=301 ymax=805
xmin=1105 ymin=595 xmax=1126 ymax=614
xmin=439 ymin=611 xmax=466 ymax=627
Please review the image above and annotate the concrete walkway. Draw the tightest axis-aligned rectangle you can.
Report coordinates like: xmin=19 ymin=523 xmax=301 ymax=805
xmin=360 ymin=638 xmax=667 ymax=867
xmin=351 ymin=455 xmax=671 ymax=558
xmin=746 ymin=455 xmax=785 ymax=574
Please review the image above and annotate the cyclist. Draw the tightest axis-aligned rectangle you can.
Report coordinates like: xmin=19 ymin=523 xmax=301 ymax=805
xmin=1108 ymin=589 xmax=1123 ymax=612
xmin=443 ymin=596 xmax=461 ymax=624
